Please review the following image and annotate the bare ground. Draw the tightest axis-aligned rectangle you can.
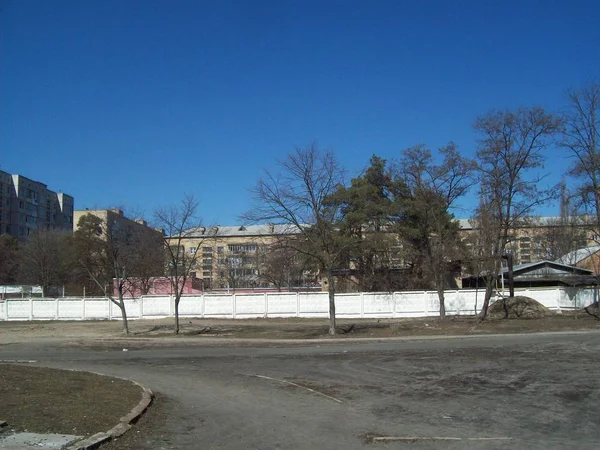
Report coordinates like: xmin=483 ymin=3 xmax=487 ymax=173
xmin=0 ymin=364 xmax=142 ymax=435
xmin=0 ymin=312 xmax=598 ymax=345
xmin=0 ymin=314 xmax=599 ymax=449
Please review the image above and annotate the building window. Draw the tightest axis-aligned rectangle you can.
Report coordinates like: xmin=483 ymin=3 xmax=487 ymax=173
xmin=202 ymin=246 xmax=213 ymax=253
xmin=189 ymin=247 xmax=197 ymax=254
xmin=228 ymin=244 xmax=257 ymax=253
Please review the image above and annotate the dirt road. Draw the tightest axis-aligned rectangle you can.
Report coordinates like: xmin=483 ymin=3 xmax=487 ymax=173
xmin=1 ymin=329 xmax=599 ymax=449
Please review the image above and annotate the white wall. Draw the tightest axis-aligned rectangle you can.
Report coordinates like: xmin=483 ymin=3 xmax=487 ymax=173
xmin=0 ymin=286 xmax=594 ymax=321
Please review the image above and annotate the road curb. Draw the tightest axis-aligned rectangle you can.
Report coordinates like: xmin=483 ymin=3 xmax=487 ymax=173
xmin=66 ymin=378 xmax=154 ymax=450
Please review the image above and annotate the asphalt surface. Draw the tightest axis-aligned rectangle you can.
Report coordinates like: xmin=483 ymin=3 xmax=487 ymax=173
xmin=1 ymin=332 xmax=599 ymax=450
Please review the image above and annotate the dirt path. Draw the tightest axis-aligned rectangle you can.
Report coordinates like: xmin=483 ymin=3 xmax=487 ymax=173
xmin=1 ymin=313 xmax=598 ymax=344
xmin=2 ymin=330 xmax=599 ymax=449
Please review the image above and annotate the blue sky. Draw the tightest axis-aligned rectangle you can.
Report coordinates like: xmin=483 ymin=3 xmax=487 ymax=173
xmin=2 ymin=0 xmax=599 ymax=225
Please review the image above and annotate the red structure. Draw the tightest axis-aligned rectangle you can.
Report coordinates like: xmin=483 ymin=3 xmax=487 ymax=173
xmin=114 ymin=276 xmax=204 ymax=298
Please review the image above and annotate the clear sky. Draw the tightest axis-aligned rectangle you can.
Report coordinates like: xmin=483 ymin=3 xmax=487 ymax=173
xmin=2 ymin=0 xmax=599 ymax=225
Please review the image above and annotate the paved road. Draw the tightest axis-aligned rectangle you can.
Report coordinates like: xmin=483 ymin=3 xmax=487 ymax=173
xmin=2 ymin=332 xmax=599 ymax=449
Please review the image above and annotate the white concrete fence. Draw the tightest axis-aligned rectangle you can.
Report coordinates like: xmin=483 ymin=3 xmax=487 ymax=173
xmin=0 ymin=286 xmax=597 ymax=321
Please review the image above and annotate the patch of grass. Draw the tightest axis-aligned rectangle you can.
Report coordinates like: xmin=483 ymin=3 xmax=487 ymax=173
xmin=0 ymin=364 xmax=142 ymax=435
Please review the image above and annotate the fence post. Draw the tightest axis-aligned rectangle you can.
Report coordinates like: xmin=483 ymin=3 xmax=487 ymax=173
xmin=232 ymin=293 xmax=237 ymax=319
xmin=264 ymin=292 xmax=268 ymax=318
xmin=170 ymin=294 xmax=174 ymax=317
xmin=29 ymin=297 xmax=33 ymax=321
xmin=360 ymin=292 xmax=365 ymax=318
xmin=55 ymin=297 xmax=59 ymax=319
xmin=81 ymin=298 xmax=85 ymax=320
xmin=296 ymin=291 xmax=300 ymax=317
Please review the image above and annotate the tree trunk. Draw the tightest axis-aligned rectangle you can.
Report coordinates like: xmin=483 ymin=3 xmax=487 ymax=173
xmin=437 ymin=287 xmax=446 ymax=320
xmin=479 ymin=280 xmax=495 ymax=320
xmin=120 ymin=301 xmax=129 ymax=334
xmin=327 ymin=270 xmax=336 ymax=335
xmin=111 ymin=296 xmax=129 ymax=335
xmin=174 ymin=297 xmax=180 ymax=334
xmin=117 ymin=286 xmax=129 ymax=335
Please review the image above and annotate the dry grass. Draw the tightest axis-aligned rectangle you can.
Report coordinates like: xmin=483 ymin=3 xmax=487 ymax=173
xmin=0 ymin=364 xmax=142 ymax=435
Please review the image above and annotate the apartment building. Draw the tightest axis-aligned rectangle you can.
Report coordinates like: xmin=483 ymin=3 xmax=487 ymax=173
xmin=176 ymin=224 xmax=314 ymax=290
xmin=0 ymin=170 xmax=74 ymax=239
xmin=73 ymin=208 xmax=162 ymax=241
xmin=458 ymin=216 xmax=595 ymax=265
xmin=175 ymin=217 xmax=598 ymax=291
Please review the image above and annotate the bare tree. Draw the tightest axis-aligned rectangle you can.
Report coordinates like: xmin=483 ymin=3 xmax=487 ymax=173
xmin=258 ymin=241 xmax=311 ymax=290
xmin=561 ymin=81 xmax=600 ymax=228
xmin=73 ymin=214 xmax=137 ymax=334
xmin=123 ymin=230 xmax=165 ymax=297
xmin=473 ymin=107 xmax=562 ymax=319
xmin=244 ymin=144 xmax=352 ymax=335
xmin=397 ymin=143 xmax=476 ymax=319
xmin=18 ymin=229 xmax=74 ymax=297
xmin=541 ymin=182 xmax=590 ymax=262
xmin=154 ymin=194 xmax=204 ymax=334
xmin=561 ymin=81 xmax=600 ymax=315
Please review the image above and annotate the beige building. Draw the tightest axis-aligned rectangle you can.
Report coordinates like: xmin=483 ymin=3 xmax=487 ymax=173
xmin=458 ymin=216 xmax=595 ymax=266
xmin=176 ymin=224 xmax=313 ymax=290
xmin=0 ymin=170 xmax=74 ymax=240
xmin=175 ymin=217 xmax=598 ymax=291
xmin=73 ymin=208 xmax=162 ymax=240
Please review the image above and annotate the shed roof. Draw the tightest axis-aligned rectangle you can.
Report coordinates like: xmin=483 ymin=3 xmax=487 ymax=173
xmin=555 ymin=246 xmax=600 ymax=265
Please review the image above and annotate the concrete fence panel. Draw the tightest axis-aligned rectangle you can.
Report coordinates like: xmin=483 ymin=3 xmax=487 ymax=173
xmin=84 ymin=298 xmax=110 ymax=319
xmin=335 ymin=293 xmax=363 ymax=317
xmin=6 ymin=299 xmax=31 ymax=320
xmin=426 ymin=292 xmax=441 ymax=317
xmin=363 ymin=292 xmax=395 ymax=318
xmin=57 ymin=298 xmax=84 ymax=319
xmin=140 ymin=296 xmax=171 ymax=317
xmin=204 ymin=294 xmax=234 ymax=318
xmin=178 ymin=296 xmax=204 ymax=316
xmin=298 ymin=292 xmax=329 ymax=317
xmin=266 ymin=293 xmax=298 ymax=317
xmin=31 ymin=298 xmax=57 ymax=320
xmin=393 ymin=292 xmax=426 ymax=317
xmin=234 ymin=293 xmax=266 ymax=318
xmin=445 ymin=290 xmax=478 ymax=315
